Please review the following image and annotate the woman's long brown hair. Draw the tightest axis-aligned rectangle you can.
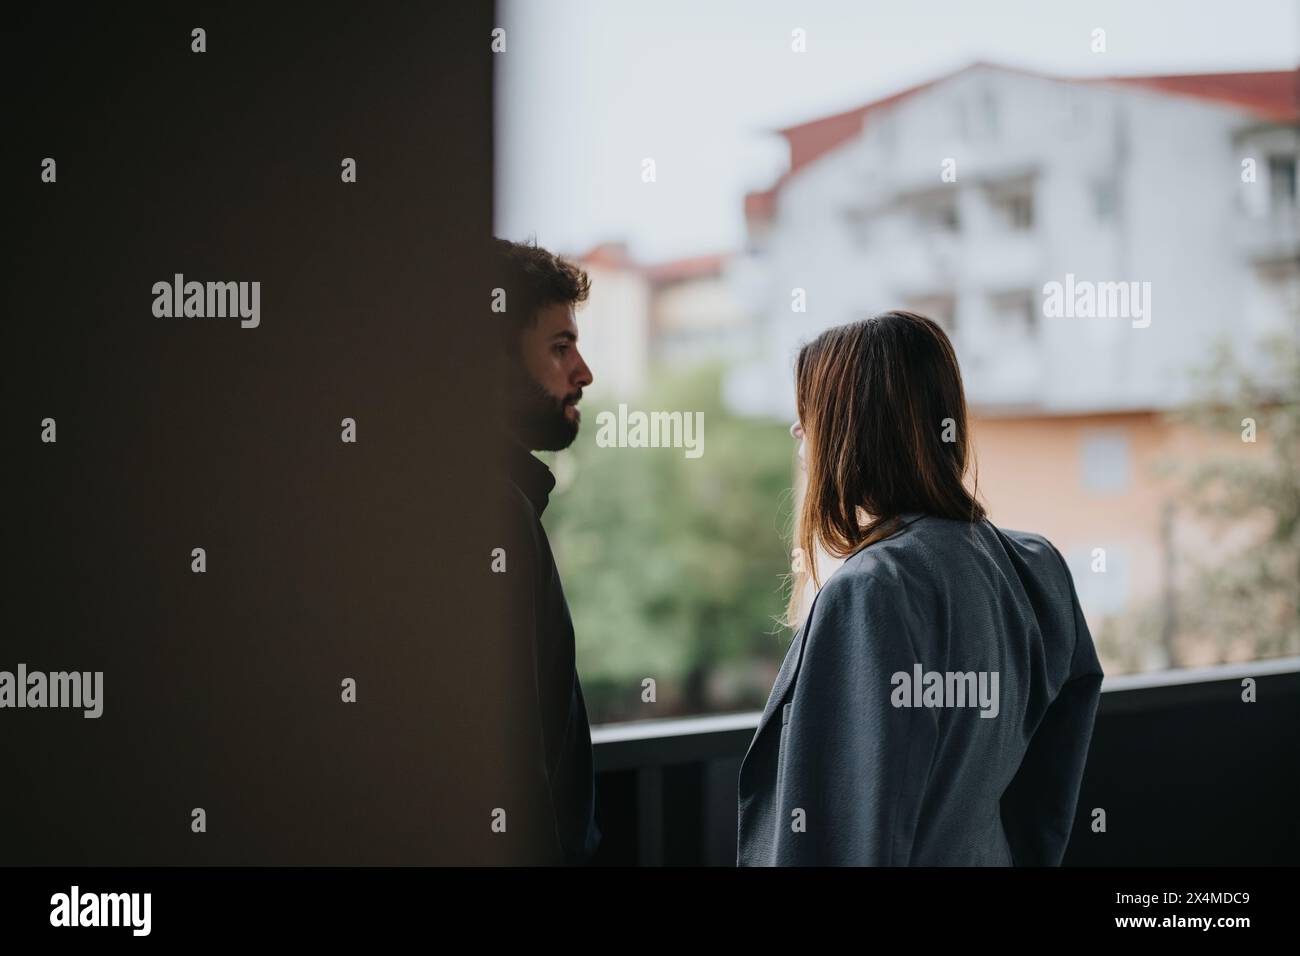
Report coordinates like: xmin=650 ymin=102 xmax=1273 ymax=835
xmin=784 ymin=310 xmax=986 ymax=628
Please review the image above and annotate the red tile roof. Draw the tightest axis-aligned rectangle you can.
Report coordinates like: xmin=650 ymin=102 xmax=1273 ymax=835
xmin=1089 ymin=69 xmax=1299 ymax=123
xmin=745 ymin=64 xmax=1300 ymax=222
xmin=776 ymin=74 xmax=946 ymax=176
xmin=574 ymin=245 xmax=730 ymax=284
xmin=640 ymin=253 xmax=730 ymax=283
xmin=577 ymin=241 xmax=636 ymax=269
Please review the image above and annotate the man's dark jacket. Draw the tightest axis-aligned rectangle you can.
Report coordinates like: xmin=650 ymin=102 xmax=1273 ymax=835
xmin=497 ymin=438 xmax=601 ymax=864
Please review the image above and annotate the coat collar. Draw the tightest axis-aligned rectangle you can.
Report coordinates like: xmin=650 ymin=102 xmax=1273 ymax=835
xmin=500 ymin=434 xmax=557 ymax=516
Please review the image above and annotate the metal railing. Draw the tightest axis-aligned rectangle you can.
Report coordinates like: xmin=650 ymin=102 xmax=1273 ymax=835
xmin=590 ymin=655 xmax=1300 ymax=866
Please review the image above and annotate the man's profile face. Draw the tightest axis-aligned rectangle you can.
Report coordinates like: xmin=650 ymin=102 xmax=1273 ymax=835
xmin=508 ymin=301 xmax=594 ymax=451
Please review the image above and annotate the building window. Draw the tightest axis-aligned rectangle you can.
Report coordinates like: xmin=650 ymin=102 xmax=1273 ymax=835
xmin=989 ymin=186 xmax=1034 ymax=230
xmin=957 ymin=88 xmax=999 ymax=141
xmin=1092 ymin=178 xmax=1119 ymax=221
xmin=915 ymin=196 xmax=960 ymax=233
xmin=987 ymin=290 xmax=1037 ymax=337
xmin=980 ymin=88 xmax=999 ymax=140
xmin=1080 ymin=429 xmax=1131 ymax=495
xmin=1268 ymin=154 xmax=1297 ymax=210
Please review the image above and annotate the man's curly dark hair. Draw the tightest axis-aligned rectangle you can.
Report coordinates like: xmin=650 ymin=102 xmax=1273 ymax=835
xmin=491 ymin=237 xmax=590 ymax=350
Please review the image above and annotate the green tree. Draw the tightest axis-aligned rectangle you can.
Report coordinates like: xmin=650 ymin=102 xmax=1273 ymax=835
xmin=1161 ymin=330 xmax=1300 ymax=663
xmin=541 ymin=363 xmax=796 ymax=723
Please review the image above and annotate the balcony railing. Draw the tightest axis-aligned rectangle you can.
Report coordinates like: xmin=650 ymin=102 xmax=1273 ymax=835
xmin=591 ymin=655 xmax=1300 ymax=866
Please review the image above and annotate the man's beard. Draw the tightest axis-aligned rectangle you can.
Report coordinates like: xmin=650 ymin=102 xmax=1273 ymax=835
xmin=507 ymin=368 xmax=582 ymax=452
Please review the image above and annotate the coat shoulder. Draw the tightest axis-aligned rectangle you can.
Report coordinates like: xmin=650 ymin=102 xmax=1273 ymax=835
xmin=997 ymin=524 xmax=1066 ymax=563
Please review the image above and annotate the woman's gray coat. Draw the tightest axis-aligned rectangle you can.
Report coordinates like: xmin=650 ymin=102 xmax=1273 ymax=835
xmin=737 ymin=513 xmax=1104 ymax=866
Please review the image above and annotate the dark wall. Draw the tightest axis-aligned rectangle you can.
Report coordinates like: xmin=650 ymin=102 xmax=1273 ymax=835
xmin=2 ymin=4 xmax=521 ymax=864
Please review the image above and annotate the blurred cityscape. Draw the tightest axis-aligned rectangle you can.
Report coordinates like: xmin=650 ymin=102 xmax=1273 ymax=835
xmin=539 ymin=62 xmax=1299 ymax=725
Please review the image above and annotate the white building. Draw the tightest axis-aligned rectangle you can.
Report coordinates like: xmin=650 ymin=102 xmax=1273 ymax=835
xmin=571 ymin=244 xmax=747 ymax=403
xmin=729 ymin=65 xmax=1299 ymax=662
xmin=568 ymin=242 xmax=653 ymax=402
xmin=728 ymin=63 xmax=1300 ymax=421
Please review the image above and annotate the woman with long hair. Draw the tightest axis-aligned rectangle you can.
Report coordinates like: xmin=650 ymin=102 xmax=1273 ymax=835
xmin=737 ymin=311 xmax=1104 ymax=866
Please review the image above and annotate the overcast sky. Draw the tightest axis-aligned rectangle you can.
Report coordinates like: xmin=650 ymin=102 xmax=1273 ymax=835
xmin=495 ymin=0 xmax=1299 ymax=263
